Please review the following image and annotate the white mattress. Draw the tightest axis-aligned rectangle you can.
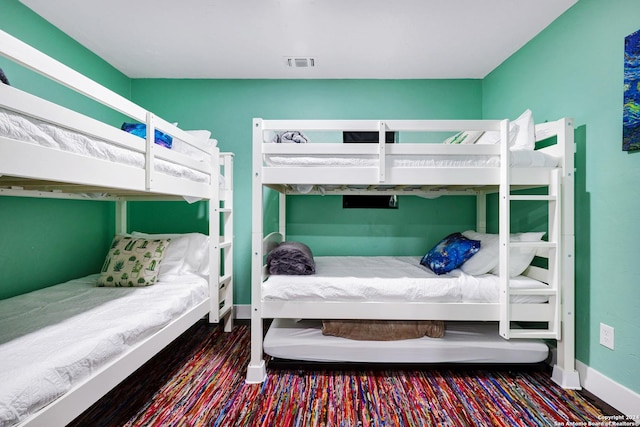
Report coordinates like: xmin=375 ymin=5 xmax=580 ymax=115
xmin=262 ymin=256 xmax=548 ymax=304
xmin=0 ymin=273 xmax=207 ymax=427
xmin=264 ymin=318 xmax=549 ymax=364
xmin=0 ymin=107 xmax=209 ymax=183
xmin=265 ymin=148 xmax=559 ymax=169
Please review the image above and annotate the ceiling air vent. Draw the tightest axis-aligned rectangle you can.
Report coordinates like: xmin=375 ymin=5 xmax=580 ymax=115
xmin=284 ymin=57 xmax=316 ymax=68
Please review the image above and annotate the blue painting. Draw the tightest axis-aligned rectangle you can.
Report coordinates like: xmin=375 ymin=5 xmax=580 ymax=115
xmin=623 ymin=29 xmax=640 ymax=151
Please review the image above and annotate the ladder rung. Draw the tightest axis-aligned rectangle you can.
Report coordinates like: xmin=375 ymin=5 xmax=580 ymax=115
xmin=219 ymin=303 xmax=232 ymax=318
xmin=509 ymin=195 xmax=557 ymax=201
xmin=509 ymin=330 xmax=558 ymax=339
xmin=219 ymin=273 xmax=232 ymax=288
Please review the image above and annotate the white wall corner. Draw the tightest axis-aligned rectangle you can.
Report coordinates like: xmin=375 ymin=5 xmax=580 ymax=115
xmin=576 ymin=360 xmax=640 ymax=417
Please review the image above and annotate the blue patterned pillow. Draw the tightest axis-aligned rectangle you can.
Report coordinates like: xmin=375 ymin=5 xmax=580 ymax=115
xmin=420 ymin=232 xmax=481 ymax=275
xmin=121 ymin=122 xmax=173 ymax=149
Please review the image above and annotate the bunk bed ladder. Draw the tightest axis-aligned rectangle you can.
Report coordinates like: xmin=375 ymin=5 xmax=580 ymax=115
xmin=213 ymin=153 xmax=234 ymax=331
xmin=500 ymin=135 xmax=562 ymax=341
xmin=508 ymin=175 xmax=561 ymax=340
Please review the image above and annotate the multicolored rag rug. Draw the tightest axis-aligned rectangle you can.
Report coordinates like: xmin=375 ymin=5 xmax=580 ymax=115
xmin=70 ymin=321 xmax=610 ymax=427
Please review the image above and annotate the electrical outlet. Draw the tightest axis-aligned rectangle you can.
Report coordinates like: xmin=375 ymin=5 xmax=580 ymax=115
xmin=600 ymin=323 xmax=614 ymax=350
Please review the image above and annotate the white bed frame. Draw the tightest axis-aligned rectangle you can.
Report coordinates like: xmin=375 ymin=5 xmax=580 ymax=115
xmin=247 ymin=116 xmax=580 ymax=390
xmin=0 ymin=30 xmax=234 ymax=426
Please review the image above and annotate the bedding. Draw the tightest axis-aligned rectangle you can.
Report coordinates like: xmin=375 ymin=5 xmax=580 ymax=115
xmin=266 ymin=241 xmax=316 ymax=275
xmin=121 ymin=122 xmax=173 ymax=149
xmin=130 ymin=231 xmax=211 ymax=277
xmin=264 ymin=318 xmax=549 ymax=364
xmin=264 ymin=149 xmax=559 ymax=169
xmin=0 ymin=273 xmax=207 ymax=426
xmin=97 ymin=235 xmax=172 ymax=287
xmin=443 ymin=130 xmax=484 ymax=145
xmin=461 ymin=230 xmax=545 ymax=277
xmin=171 ymin=129 xmax=215 ymax=162
xmin=0 ymin=107 xmax=209 ymax=183
xmin=322 ymin=319 xmax=445 ymax=340
xmin=262 ymin=256 xmax=549 ymax=304
xmin=0 ymin=67 xmax=9 ymax=85
xmin=420 ymin=232 xmax=480 ymax=275
xmin=271 ymin=130 xmax=309 ymax=144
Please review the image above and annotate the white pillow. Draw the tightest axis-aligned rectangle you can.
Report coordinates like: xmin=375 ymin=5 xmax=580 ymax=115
xmin=511 ymin=109 xmax=535 ymax=150
xmin=460 ymin=230 xmax=545 ymax=277
xmin=131 ymin=231 xmax=210 ymax=277
xmin=443 ymin=130 xmax=484 ymax=145
xmin=459 ymin=231 xmax=499 ymax=275
xmin=475 ymin=109 xmax=536 ymax=150
xmin=172 ymin=130 xmax=213 ymax=162
xmin=475 ymin=122 xmax=519 ymax=146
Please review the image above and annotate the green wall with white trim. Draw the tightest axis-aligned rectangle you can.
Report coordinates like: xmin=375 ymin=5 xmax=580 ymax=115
xmin=128 ymin=78 xmax=484 ymax=305
xmin=483 ymin=0 xmax=640 ymax=396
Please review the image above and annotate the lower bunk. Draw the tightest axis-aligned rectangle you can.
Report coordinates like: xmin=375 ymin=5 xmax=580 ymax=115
xmin=0 ymin=271 xmax=211 ymax=427
xmin=248 ymin=240 xmax=580 ymax=389
xmin=264 ymin=319 xmax=550 ymax=365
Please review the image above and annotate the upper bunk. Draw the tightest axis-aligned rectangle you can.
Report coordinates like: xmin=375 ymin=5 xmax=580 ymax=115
xmin=0 ymin=29 xmax=220 ymax=202
xmin=253 ymin=114 xmax=574 ymax=196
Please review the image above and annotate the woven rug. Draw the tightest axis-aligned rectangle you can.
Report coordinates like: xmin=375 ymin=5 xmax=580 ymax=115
xmin=70 ymin=321 xmax=609 ymax=427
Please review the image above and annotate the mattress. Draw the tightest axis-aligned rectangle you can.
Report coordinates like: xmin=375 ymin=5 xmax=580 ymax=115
xmin=0 ymin=273 xmax=208 ymax=426
xmin=264 ymin=318 xmax=549 ymax=364
xmin=264 ymin=148 xmax=559 ymax=169
xmin=262 ymin=256 xmax=548 ymax=304
xmin=0 ymin=107 xmax=209 ymax=183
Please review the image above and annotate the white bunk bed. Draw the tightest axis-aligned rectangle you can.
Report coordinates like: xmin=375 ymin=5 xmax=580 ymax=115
xmin=247 ymin=115 xmax=580 ymax=390
xmin=0 ymin=30 xmax=234 ymax=426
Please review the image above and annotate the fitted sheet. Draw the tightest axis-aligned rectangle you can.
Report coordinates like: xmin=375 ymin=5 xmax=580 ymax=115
xmin=264 ymin=318 xmax=549 ymax=364
xmin=262 ymin=256 xmax=548 ymax=304
xmin=0 ymin=273 xmax=207 ymax=427
xmin=0 ymin=107 xmax=209 ymax=183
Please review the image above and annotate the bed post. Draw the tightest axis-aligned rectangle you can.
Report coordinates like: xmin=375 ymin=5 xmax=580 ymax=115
xmin=115 ymin=200 xmax=127 ymax=235
xmin=279 ymin=193 xmax=286 ymax=238
xmin=498 ymin=119 xmax=512 ymax=339
xmin=476 ymin=191 xmax=487 ymax=233
xmin=247 ymin=118 xmax=267 ymax=383
xmin=551 ymin=118 xmax=581 ymax=389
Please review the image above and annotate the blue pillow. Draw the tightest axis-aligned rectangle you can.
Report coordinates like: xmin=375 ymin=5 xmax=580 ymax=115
xmin=121 ymin=122 xmax=173 ymax=149
xmin=420 ymin=232 xmax=481 ymax=275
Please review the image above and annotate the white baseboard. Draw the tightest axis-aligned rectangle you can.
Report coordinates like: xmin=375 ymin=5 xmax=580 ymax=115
xmin=234 ymin=304 xmax=251 ymax=320
xmin=576 ymin=360 xmax=640 ymax=417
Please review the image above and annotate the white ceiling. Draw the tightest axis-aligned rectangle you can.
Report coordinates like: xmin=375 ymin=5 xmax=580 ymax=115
xmin=20 ymin=0 xmax=576 ymax=79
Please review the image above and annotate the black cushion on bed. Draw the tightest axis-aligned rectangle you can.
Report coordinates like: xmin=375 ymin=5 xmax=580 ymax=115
xmin=267 ymin=241 xmax=315 ymax=275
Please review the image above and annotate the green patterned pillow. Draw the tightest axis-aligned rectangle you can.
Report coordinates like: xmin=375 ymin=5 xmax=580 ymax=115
xmin=97 ymin=236 xmax=171 ymax=287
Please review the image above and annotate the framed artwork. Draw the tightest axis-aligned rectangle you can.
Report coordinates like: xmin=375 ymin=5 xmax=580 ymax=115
xmin=623 ymin=28 xmax=640 ymax=151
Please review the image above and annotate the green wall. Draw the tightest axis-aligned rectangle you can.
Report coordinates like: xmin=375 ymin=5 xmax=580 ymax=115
xmin=5 ymin=0 xmax=638 ymax=399
xmin=129 ymin=79 xmax=483 ymax=304
xmin=483 ymin=0 xmax=640 ymax=395
xmin=0 ymin=1 xmax=131 ymax=299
